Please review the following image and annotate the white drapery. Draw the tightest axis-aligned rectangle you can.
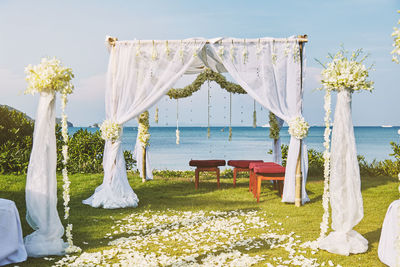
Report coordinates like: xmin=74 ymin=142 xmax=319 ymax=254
xmin=207 ymin=38 xmax=309 ymax=204
xmin=319 ymin=90 xmax=368 ymax=255
xmin=83 ymin=39 xmax=206 ymax=208
xmin=24 ymin=92 xmax=67 ymax=256
xmin=378 ymin=199 xmax=399 ymax=267
xmin=272 ymin=116 xmax=284 ymax=165
xmin=133 ymin=134 xmax=153 ymax=180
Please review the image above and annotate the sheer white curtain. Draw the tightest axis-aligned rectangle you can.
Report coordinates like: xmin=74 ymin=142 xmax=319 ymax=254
xmin=133 ymin=134 xmax=153 ymax=180
xmin=378 ymin=199 xmax=399 ymax=267
xmin=272 ymin=116 xmax=284 ymax=165
xmin=208 ymin=37 xmax=309 ymax=204
xmin=83 ymin=38 xmax=206 ymax=209
xmin=319 ymin=90 xmax=368 ymax=255
xmin=24 ymin=92 xmax=67 ymax=256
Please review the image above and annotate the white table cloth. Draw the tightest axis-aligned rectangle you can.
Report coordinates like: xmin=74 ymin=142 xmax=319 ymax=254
xmin=0 ymin=199 xmax=27 ymax=266
xmin=378 ymin=199 xmax=399 ymax=267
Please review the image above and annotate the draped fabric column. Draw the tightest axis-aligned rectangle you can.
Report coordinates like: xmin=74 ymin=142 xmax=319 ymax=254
xmin=24 ymin=92 xmax=67 ymax=256
xmin=83 ymin=38 xmax=206 ymax=209
xmin=133 ymin=134 xmax=153 ymax=180
xmin=272 ymin=116 xmax=284 ymax=165
xmin=208 ymin=37 xmax=309 ymax=204
xmin=319 ymin=89 xmax=368 ymax=255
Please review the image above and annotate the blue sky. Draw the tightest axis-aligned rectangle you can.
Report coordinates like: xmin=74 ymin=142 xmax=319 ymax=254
xmin=0 ymin=0 xmax=399 ymax=126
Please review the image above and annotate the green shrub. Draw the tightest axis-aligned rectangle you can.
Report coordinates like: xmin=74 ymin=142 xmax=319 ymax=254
xmin=0 ymin=106 xmax=34 ymax=174
xmin=0 ymin=104 xmax=136 ymax=174
xmin=56 ymin=127 xmax=136 ymax=173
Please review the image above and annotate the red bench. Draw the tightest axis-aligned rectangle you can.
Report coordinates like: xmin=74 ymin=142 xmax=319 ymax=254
xmin=189 ymin=160 xmax=226 ymax=189
xmin=249 ymin=162 xmax=285 ymax=202
xmin=227 ymin=160 xmax=263 ymax=187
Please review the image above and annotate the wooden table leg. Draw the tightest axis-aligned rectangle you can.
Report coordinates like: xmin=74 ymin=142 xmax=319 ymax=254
xmin=257 ymin=176 xmax=261 ymax=202
xmin=278 ymin=180 xmax=284 ymax=197
xmin=216 ymin=168 xmax=220 ymax=189
xmin=233 ymin=168 xmax=237 ymax=187
xmin=195 ymin=168 xmax=199 ymax=189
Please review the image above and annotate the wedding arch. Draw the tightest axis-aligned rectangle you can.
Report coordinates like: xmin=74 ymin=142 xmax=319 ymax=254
xmin=83 ymin=36 xmax=310 ymax=210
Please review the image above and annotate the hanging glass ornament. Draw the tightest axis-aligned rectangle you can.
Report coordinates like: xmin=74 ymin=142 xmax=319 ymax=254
xmin=229 ymin=92 xmax=232 ymax=141
xmin=253 ymin=100 xmax=257 ymax=128
xmin=155 ymin=107 xmax=159 ymax=124
xmin=176 ymin=99 xmax=180 ymax=145
xmin=207 ymin=80 xmax=211 ymax=139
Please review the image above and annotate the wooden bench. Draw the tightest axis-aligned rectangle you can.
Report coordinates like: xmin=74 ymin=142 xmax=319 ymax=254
xmin=250 ymin=162 xmax=285 ymax=202
xmin=189 ymin=160 xmax=226 ymax=189
xmin=227 ymin=160 xmax=263 ymax=187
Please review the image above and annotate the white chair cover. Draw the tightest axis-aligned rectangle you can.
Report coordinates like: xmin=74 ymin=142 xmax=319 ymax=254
xmin=208 ymin=37 xmax=309 ymax=204
xmin=319 ymin=90 xmax=368 ymax=255
xmin=0 ymin=199 xmax=27 ymax=265
xmin=24 ymin=91 xmax=67 ymax=256
xmin=378 ymin=199 xmax=400 ymax=267
xmin=83 ymin=38 xmax=206 ymax=208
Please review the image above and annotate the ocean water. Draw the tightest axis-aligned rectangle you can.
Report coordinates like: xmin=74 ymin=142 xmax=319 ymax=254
xmin=69 ymin=126 xmax=400 ymax=171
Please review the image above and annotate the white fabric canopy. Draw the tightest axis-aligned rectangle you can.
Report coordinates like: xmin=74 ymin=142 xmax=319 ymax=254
xmin=0 ymin=199 xmax=27 ymax=265
xmin=83 ymin=38 xmax=206 ymax=208
xmin=87 ymin=36 xmax=309 ymax=208
xmin=24 ymin=92 xmax=67 ymax=256
xmin=319 ymin=90 xmax=368 ymax=255
xmin=378 ymin=199 xmax=400 ymax=267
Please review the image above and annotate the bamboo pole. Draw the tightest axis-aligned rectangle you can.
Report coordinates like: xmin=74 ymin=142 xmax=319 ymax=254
xmin=106 ymin=35 xmax=308 ymax=47
xmin=142 ymin=146 xmax=146 ymax=183
xmin=294 ymin=35 xmax=307 ymax=207
xmin=295 ymin=141 xmax=302 ymax=207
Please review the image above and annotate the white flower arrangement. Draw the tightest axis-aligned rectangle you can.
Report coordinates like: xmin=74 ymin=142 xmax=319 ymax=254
xmin=319 ymin=48 xmax=374 ymax=92
xmin=288 ymin=116 xmax=309 ymax=140
xmin=391 ymin=11 xmax=400 ymax=63
xmin=100 ymin=120 xmax=122 ymax=142
xmin=25 ymin=57 xmax=74 ymax=95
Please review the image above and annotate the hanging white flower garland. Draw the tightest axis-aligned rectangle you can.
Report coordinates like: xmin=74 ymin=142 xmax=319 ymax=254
xmin=318 ymin=89 xmax=332 ymax=242
xmin=25 ymin=57 xmax=81 ymax=254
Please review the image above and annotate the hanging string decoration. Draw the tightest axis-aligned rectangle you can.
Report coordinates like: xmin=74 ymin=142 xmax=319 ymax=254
xmin=229 ymin=93 xmax=232 ymax=141
xmin=138 ymin=111 xmax=150 ymax=148
xmin=167 ymin=68 xmax=246 ymax=99
xmin=155 ymin=107 xmax=159 ymax=124
xmin=269 ymin=112 xmax=280 ymax=140
xmin=176 ymin=99 xmax=180 ymax=145
xmin=253 ymin=100 xmax=257 ymax=128
xmin=207 ymin=80 xmax=211 ymax=139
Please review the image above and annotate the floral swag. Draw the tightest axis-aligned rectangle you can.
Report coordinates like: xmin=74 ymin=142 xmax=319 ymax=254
xmin=166 ymin=68 xmax=246 ymax=99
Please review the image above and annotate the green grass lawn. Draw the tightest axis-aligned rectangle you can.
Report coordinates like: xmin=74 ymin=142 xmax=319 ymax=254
xmin=0 ymin=172 xmax=398 ymax=266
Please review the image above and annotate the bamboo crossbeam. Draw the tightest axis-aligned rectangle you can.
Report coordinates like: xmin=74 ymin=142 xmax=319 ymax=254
xmin=106 ymin=35 xmax=308 ymax=46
